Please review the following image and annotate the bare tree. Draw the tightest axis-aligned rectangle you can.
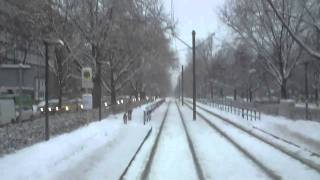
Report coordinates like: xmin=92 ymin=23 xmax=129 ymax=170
xmin=265 ymin=0 xmax=320 ymax=60
xmin=221 ymin=0 xmax=306 ymax=99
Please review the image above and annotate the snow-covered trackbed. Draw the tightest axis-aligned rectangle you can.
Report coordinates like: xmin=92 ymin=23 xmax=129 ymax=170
xmin=176 ymin=101 xmax=205 ymax=179
xmin=185 ymin=101 xmax=320 ymax=179
xmin=185 ymin=103 xmax=280 ymax=179
xmin=140 ymin=101 xmax=203 ymax=180
xmin=118 ymin=128 xmax=153 ymax=179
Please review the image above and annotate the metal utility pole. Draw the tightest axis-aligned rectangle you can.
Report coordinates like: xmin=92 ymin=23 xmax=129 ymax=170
xmin=305 ymin=62 xmax=309 ymax=120
xmin=44 ymin=41 xmax=49 ymax=141
xmin=43 ymin=38 xmax=64 ymax=141
xmin=182 ymin=65 xmax=184 ymax=106
xmin=192 ymin=30 xmax=196 ymax=120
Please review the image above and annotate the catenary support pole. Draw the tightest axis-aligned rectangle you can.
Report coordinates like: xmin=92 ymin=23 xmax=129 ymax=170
xmin=182 ymin=65 xmax=184 ymax=106
xmin=192 ymin=30 xmax=196 ymax=120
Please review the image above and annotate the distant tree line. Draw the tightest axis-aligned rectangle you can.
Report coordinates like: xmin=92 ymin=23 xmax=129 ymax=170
xmin=181 ymin=0 xmax=320 ymax=104
xmin=0 ymin=0 xmax=177 ymax=107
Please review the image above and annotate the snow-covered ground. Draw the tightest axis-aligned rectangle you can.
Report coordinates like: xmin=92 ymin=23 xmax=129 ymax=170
xmin=192 ymin=104 xmax=320 ymax=179
xmin=2 ymin=98 xmax=320 ymax=180
xmin=195 ymin=100 xmax=320 ymax=155
xmin=179 ymin=105 xmax=270 ymax=180
xmin=0 ymin=102 xmax=154 ymax=180
xmin=124 ymin=101 xmax=198 ymax=180
xmin=147 ymin=103 xmax=198 ymax=180
xmin=123 ymin=102 xmax=169 ymax=179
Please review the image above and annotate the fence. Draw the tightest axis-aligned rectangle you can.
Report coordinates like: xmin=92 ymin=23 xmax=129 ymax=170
xmin=199 ymin=98 xmax=261 ymax=121
xmin=143 ymin=99 xmax=165 ymax=124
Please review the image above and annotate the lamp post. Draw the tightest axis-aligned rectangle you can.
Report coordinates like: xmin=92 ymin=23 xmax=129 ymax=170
xmin=43 ymin=38 xmax=64 ymax=141
xmin=18 ymin=63 xmax=23 ymax=122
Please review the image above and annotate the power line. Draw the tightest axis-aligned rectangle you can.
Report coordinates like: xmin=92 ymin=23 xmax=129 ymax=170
xmin=173 ymin=33 xmax=192 ymax=49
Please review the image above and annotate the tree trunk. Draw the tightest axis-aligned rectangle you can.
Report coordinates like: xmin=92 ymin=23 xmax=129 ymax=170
xmin=210 ymin=84 xmax=213 ymax=100
xmin=110 ymin=68 xmax=116 ymax=105
xmin=134 ymin=81 xmax=140 ymax=99
xmin=262 ymin=73 xmax=272 ymax=100
xmin=92 ymin=75 xmax=100 ymax=108
xmin=58 ymin=81 xmax=62 ymax=108
xmin=92 ymin=44 xmax=100 ymax=108
xmin=315 ymin=88 xmax=319 ymax=106
xmin=280 ymin=78 xmax=288 ymax=99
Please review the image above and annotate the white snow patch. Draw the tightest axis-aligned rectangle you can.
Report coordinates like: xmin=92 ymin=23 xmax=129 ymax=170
xmin=0 ymin=102 xmax=155 ymax=180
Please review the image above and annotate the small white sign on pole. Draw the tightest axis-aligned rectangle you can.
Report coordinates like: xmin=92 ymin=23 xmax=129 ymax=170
xmin=82 ymin=67 xmax=93 ymax=89
xmin=82 ymin=94 xmax=93 ymax=110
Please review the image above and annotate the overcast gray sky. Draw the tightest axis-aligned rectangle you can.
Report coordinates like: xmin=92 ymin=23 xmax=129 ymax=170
xmin=164 ymin=0 xmax=226 ymax=65
xmin=163 ymin=0 xmax=227 ymax=87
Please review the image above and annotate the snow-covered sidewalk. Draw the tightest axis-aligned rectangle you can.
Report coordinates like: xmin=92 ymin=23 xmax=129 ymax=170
xmin=0 ymin=103 xmax=154 ymax=180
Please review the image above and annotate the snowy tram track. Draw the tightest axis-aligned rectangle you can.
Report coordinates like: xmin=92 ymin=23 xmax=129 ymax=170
xmin=141 ymin=101 xmax=200 ymax=180
xmin=118 ymin=127 xmax=153 ymax=180
xmin=184 ymin=103 xmax=280 ymax=180
xmin=194 ymin=103 xmax=320 ymax=173
xmin=186 ymin=101 xmax=320 ymax=179
xmin=140 ymin=102 xmax=171 ymax=179
xmin=176 ymin=101 xmax=205 ymax=180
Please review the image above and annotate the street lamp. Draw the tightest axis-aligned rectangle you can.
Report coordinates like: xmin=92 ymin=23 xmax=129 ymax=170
xmin=43 ymin=38 xmax=64 ymax=141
